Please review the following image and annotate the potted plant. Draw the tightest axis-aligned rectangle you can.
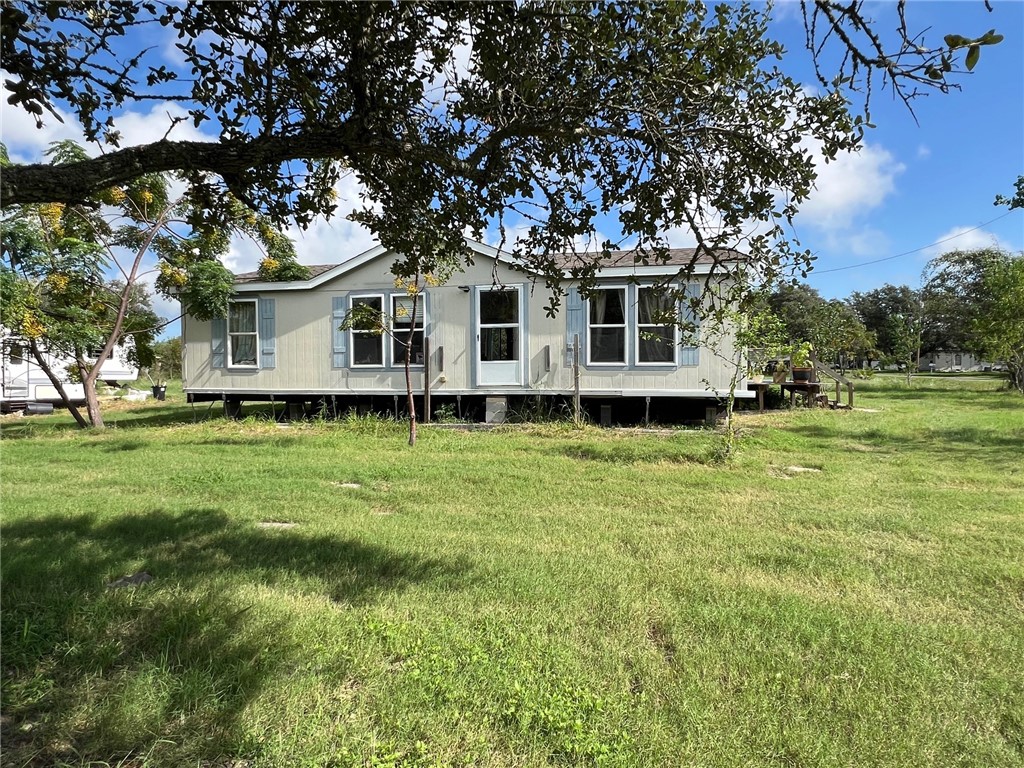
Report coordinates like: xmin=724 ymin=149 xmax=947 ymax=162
xmin=772 ymin=359 xmax=788 ymax=384
xmin=790 ymin=341 xmax=815 ymax=383
xmin=147 ymin=359 xmax=168 ymax=401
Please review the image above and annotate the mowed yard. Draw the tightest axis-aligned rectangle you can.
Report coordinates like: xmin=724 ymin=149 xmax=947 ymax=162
xmin=1 ymin=378 xmax=1022 ymax=767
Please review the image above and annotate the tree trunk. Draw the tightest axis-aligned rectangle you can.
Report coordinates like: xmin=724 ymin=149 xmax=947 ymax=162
xmin=1009 ymin=358 xmax=1024 ymax=394
xmin=78 ymin=354 xmax=105 ymax=428
xmin=27 ymin=340 xmax=88 ymax=428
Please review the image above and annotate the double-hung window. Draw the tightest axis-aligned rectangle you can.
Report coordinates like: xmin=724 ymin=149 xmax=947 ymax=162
xmin=350 ymin=295 xmax=385 ymax=367
xmin=391 ymin=295 xmax=425 ymax=366
xmin=636 ymin=287 xmax=677 ymax=364
xmin=588 ymin=287 xmax=627 ymax=364
xmin=227 ymin=299 xmax=258 ymax=367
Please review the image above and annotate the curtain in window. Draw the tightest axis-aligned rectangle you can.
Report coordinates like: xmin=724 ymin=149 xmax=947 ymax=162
xmin=638 ymin=288 xmax=674 ymax=363
xmin=231 ymin=335 xmax=257 ymax=366
xmin=589 ymin=289 xmax=625 ymax=363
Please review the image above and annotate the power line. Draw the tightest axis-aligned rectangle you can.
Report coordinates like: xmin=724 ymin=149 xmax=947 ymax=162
xmin=810 ymin=210 xmax=1017 ymax=275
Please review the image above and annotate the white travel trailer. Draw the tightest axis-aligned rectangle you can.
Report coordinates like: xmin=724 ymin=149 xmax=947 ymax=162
xmin=1 ymin=332 xmax=139 ymax=413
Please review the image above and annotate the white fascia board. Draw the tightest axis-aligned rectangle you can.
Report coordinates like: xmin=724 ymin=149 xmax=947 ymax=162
xmin=233 ymin=238 xmax=536 ymax=293
xmin=233 ymin=244 xmax=391 ymax=293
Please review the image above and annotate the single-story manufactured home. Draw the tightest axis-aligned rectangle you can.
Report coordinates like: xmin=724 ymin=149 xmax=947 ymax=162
xmin=918 ymin=351 xmax=991 ymax=373
xmin=181 ymin=239 xmax=753 ymax=422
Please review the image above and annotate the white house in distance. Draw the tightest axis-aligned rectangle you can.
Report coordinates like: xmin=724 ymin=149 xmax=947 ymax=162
xmin=918 ymin=350 xmax=991 ymax=372
xmin=181 ymin=239 xmax=753 ymax=423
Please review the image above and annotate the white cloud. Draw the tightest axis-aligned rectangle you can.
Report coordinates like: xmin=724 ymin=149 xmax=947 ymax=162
xmin=825 ymin=226 xmax=890 ymax=258
xmin=220 ymin=171 xmax=380 ymax=275
xmin=1 ymin=73 xmax=83 ymax=161
xmin=110 ymin=102 xmax=215 ymax=147
xmin=917 ymin=144 xmax=931 ymax=159
xmin=2 ymin=72 xmax=215 ymax=162
xmin=280 ymin=172 xmax=378 ymax=268
xmin=767 ymin=0 xmax=805 ymax=23
xmin=923 ymin=226 xmax=1015 ymax=259
xmin=798 ymin=140 xmax=905 ymax=232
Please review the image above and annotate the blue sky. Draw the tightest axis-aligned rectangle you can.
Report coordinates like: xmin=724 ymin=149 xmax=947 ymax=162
xmin=2 ymin=1 xmax=1021 ymax=335
xmin=766 ymin=1 xmax=1024 ymax=298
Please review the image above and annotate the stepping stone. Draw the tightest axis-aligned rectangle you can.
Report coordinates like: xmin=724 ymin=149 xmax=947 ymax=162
xmin=107 ymin=571 xmax=154 ymax=588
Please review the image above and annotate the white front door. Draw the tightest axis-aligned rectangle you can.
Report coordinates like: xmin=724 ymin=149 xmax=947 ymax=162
xmin=477 ymin=287 xmax=522 ymax=386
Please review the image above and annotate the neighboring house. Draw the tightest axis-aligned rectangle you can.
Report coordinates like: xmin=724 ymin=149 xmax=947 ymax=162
xmin=181 ymin=239 xmax=753 ymax=421
xmin=918 ymin=351 xmax=990 ymax=372
xmin=1 ymin=331 xmax=139 ymax=413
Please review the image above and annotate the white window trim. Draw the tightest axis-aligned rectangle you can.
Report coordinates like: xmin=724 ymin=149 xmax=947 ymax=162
xmin=349 ymin=293 xmax=386 ymax=369
xmin=390 ymin=293 xmax=425 ymax=368
xmin=227 ymin=298 xmax=259 ymax=369
xmin=586 ymin=285 xmax=629 ymax=366
xmin=634 ymin=285 xmax=679 ymax=367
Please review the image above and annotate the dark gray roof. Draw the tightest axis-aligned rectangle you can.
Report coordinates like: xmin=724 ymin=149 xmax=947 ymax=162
xmin=551 ymin=247 xmax=747 ymax=270
xmin=231 ymin=248 xmax=746 ymax=283
xmin=233 ymin=264 xmax=339 ymax=283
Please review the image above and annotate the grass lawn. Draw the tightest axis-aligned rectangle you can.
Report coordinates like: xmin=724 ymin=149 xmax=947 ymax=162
xmin=2 ymin=378 xmax=1022 ymax=767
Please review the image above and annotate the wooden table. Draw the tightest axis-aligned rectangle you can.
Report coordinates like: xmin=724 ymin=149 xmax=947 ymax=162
xmin=746 ymin=381 xmax=771 ymax=412
xmin=780 ymin=381 xmax=823 ymax=408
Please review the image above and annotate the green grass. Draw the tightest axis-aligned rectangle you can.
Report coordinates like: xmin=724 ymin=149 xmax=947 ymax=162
xmin=2 ymin=379 xmax=1023 ymax=767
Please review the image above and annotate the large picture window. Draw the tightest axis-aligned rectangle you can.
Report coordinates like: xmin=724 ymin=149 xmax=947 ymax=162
xmin=350 ymin=295 xmax=385 ymax=367
xmin=636 ymin=287 xmax=677 ymax=364
xmin=392 ymin=295 xmax=425 ymax=366
xmin=228 ymin=299 xmax=258 ymax=367
xmin=588 ymin=288 xmax=627 ymax=364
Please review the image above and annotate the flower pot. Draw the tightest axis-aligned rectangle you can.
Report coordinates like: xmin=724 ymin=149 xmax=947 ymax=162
xmin=792 ymin=367 xmax=813 ymax=383
xmin=772 ymin=370 xmax=787 ymax=384
xmin=151 ymin=385 xmax=167 ymax=401
xmin=748 ymin=374 xmax=764 ymax=384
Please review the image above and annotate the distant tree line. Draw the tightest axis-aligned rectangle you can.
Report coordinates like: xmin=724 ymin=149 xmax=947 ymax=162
xmin=749 ymin=247 xmax=1023 ymax=392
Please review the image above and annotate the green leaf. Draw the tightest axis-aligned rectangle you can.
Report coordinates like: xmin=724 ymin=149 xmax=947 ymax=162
xmin=965 ymin=45 xmax=980 ymax=71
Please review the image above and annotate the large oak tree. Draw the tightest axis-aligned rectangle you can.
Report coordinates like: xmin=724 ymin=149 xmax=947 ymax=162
xmin=0 ymin=1 xmax=1003 ymax=305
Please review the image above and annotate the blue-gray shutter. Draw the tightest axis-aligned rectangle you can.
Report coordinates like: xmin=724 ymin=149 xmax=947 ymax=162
xmin=211 ymin=317 xmax=227 ymax=369
xmin=332 ymin=295 xmax=347 ymax=368
xmin=259 ymin=298 xmax=276 ymax=369
xmin=680 ymin=283 xmax=700 ymax=367
xmin=565 ymin=286 xmax=585 ymax=367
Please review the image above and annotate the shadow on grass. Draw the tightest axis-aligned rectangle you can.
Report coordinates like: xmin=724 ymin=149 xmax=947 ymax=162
xmin=857 ymin=383 xmax=1019 ymax=406
xmin=0 ymin=402 xmax=207 ymax=439
xmin=1 ymin=508 xmax=470 ymax=765
xmin=553 ymin=439 xmax=717 ymax=465
xmin=787 ymin=422 xmax=1024 ymax=470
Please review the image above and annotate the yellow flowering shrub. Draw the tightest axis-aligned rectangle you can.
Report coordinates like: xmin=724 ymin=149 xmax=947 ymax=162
xmin=21 ymin=313 xmax=46 ymax=339
xmin=47 ymin=273 xmax=70 ymax=293
xmin=158 ymin=262 xmax=188 ymax=288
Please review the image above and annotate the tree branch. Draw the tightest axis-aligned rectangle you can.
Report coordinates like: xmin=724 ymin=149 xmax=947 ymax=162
xmin=0 ymin=126 xmax=436 ymax=207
